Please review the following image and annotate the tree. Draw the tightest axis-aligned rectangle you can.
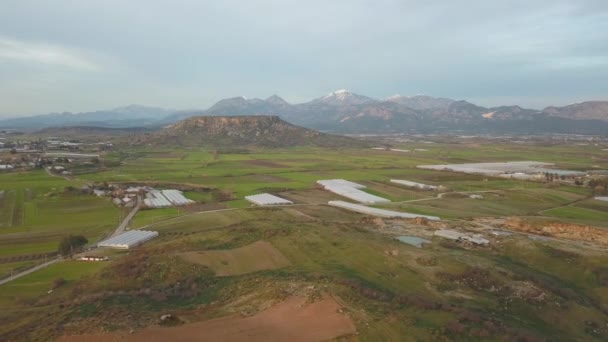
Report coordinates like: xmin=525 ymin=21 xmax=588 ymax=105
xmin=58 ymin=235 xmax=88 ymax=256
xmin=9 ymin=148 xmax=17 ymax=154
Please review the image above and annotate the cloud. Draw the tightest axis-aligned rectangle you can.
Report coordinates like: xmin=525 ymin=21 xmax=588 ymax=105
xmin=0 ymin=37 xmax=100 ymax=71
xmin=0 ymin=0 xmax=606 ymax=114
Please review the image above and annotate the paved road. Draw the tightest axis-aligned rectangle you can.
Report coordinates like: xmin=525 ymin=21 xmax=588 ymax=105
xmin=0 ymin=257 xmax=60 ymax=286
xmin=108 ymin=196 xmax=141 ymax=238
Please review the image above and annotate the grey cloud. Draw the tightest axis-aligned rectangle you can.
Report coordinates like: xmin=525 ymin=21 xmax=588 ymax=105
xmin=0 ymin=0 xmax=606 ymax=114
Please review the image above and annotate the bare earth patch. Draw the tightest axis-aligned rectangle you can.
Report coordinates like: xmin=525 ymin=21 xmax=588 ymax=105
xmin=177 ymin=241 xmax=290 ymax=276
xmin=60 ymin=296 xmax=356 ymax=342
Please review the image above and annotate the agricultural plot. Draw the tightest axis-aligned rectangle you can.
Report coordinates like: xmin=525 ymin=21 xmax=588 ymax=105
xmin=385 ymin=187 xmax=589 ymax=220
xmin=2 ymin=142 xmax=608 ymax=341
xmin=542 ymin=206 xmax=608 ymax=228
xmin=0 ymin=170 xmax=120 ymax=257
xmin=60 ymin=296 xmax=356 ymax=342
xmin=178 ymin=241 xmax=290 ymax=276
xmin=0 ymin=261 xmax=107 ymax=309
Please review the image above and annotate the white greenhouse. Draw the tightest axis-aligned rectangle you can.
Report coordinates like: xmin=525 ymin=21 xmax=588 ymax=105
xmin=245 ymin=193 xmax=293 ymax=206
xmin=144 ymin=189 xmax=194 ymax=208
xmin=97 ymin=230 xmax=159 ymax=249
xmin=390 ymin=179 xmax=437 ymax=191
xmin=328 ymin=200 xmax=440 ymax=220
xmin=318 ymin=179 xmax=390 ymax=204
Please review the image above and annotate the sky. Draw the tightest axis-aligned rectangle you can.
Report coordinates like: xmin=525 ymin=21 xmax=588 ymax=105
xmin=1 ymin=0 xmax=607 ymax=117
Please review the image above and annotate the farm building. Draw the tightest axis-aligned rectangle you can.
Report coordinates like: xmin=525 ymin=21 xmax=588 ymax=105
xmin=245 ymin=193 xmax=293 ymax=206
xmin=318 ymin=179 xmax=390 ymax=204
xmin=329 ymin=200 xmax=440 ymax=220
xmin=97 ymin=230 xmax=159 ymax=249
xmin=78 ymin=256 xmax=109 ymax=261
xmin=390 ymin=179 xmax=437 ymax=191
xmin=595 ymin=196 xmax=608 ymax=202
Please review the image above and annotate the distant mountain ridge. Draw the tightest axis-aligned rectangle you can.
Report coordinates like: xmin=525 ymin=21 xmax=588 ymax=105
xmin=0 ymin=105 xmax=172 ymax=129
xmin=1 ymin=92 xmax=607 ymax=134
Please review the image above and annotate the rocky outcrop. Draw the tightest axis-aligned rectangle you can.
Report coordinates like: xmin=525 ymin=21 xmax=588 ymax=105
xmin=135 ymin=115 xmax=368 ymax=148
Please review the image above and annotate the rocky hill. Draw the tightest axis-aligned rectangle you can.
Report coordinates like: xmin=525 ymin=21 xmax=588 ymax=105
xmin=134 ymin=115 xmax=369 ymax=148
xmin=544 ymin=101 xmax=608 ymax=121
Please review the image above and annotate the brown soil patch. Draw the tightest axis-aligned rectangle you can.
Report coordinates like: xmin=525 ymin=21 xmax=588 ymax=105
xmin=244 ymin=159 xmax=286 ymax=168
xmin=177 ymin=241 xmax=290 ymax=276
xmin=504 ymin=217 xmax=608 ymax=246
xmin=59 ymin=296 xmax=356 ymax=342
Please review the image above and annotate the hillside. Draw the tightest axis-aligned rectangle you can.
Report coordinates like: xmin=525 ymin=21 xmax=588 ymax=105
xmin=544 ymin=101 xmax=608 ymax=121
xmin=3 ymin=94 xmax=608 ymax=135
xmin=134 ymin=115 xmax=369 ymax=148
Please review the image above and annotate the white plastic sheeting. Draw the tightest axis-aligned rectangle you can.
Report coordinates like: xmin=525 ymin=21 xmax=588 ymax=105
xmin=328 ymin=200 xmax=440 ymax=220
xmin=162 ymin=190 xmax=195 ymax=206
xmin=324 ymin=185 xmax=390 ymax=204
xmin=390 ymin=179 xmax=437 ymax=190
xmin=245 ymin=193 xmax=293 ymax=206
xmin=418 ymin=161 xmax=585 ymax=177
xmin=98 ymin=230 xmax=159 ymax=249
xmin=318 ymin=179 xmax=390 ymax=204
xmin=317 ymin=179 xmax=366 ymax=189
xmin=144 ymin=189 xmax=194 ymax=208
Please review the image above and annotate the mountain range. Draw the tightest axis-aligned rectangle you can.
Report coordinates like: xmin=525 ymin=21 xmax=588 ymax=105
xmin=1 ymin=91 xmax=607 ymax=134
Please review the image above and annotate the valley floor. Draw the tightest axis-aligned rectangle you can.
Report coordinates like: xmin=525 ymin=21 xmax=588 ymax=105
xmin=1 ymin=139 xmax=608 ymax=341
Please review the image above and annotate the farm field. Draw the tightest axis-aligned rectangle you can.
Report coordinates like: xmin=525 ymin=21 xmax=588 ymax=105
xmin=0 ymin=171 xmax=121 ymax=259
xmin=1 ymin=141 xmax=608 ymax=341
xmin=60 ymin=296 xmax=356 ymax=342
xmin=177 ymin=241 xmax=290 ymax=276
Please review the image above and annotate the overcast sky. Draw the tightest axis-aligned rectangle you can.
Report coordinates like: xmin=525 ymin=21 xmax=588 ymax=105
xmin=1 ymin=0 xmax=607 ymax=116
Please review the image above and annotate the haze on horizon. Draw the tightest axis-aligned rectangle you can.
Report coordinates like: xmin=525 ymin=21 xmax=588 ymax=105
xmin=1 ymin=0 xmax=607 ymax=117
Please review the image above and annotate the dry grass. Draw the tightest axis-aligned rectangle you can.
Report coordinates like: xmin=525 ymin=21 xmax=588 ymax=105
xmin=177 ymin=241 xmax=290 ymax=276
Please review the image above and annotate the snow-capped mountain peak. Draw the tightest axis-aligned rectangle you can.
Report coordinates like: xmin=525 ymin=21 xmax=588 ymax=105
xmin=318 ymin=89 xmax=375 ymax=105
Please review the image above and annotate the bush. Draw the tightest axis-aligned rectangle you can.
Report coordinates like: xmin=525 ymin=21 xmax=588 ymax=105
xmin=58 ymin=235 xmax=88 ymax=256
xmin=51 ymin=277 xmax=66 ymax=289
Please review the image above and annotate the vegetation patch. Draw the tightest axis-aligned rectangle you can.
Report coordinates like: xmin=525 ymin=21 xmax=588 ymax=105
xmin=177 ymin=240 xmax=291 ymax=276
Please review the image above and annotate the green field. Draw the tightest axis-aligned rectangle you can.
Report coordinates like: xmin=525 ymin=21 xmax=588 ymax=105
xmin=1 ymin=141 xmax=608 ymax=341
xmin=0 ymin=170 xmax=121 ymax=257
